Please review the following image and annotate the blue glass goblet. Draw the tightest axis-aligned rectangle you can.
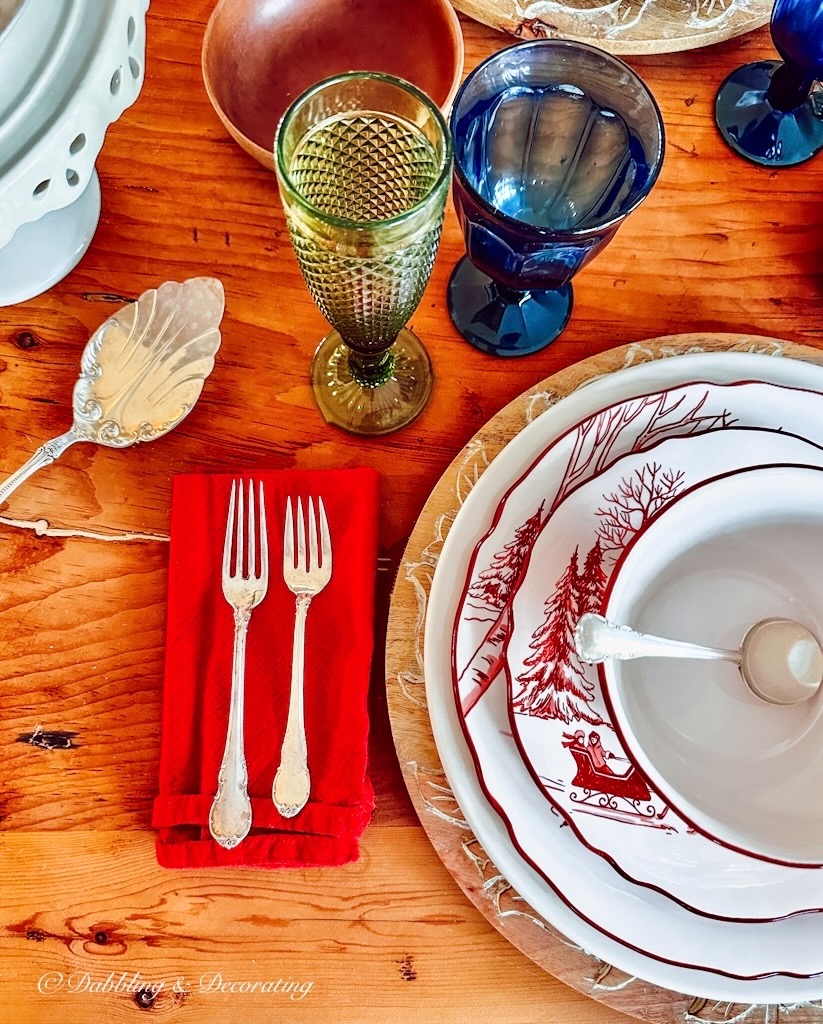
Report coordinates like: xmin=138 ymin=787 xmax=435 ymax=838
xmin=715 ymin=0 xmax=823 ymax=167
xmin=448 ymin=40 xmax=664 ymax=357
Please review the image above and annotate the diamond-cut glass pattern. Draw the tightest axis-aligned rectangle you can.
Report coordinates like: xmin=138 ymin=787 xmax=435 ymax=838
xmin=290 ymin=114 xmax=440 ymax=221
xmin=286 ymin=113 xmax=444 ymax=353
xmin=291 ymin=228 xmax=442 ymax=353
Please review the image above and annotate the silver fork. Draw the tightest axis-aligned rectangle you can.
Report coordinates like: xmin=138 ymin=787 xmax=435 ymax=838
xmin=273 ymin=496 xmax=332 ymax=817
xmin=209 ymin=479 xmax=269 ymax=849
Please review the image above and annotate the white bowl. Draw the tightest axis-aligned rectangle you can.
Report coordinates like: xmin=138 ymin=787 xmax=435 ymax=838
xmin=601 ymin=462 xmax=823 ymax=866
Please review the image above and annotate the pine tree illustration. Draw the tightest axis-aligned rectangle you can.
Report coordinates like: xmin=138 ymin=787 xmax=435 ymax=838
xmin=578 ymin=538 xmax=607 ymax=614
xmin=468 ymin=502 xmax=545 ymax=610
xmin=513 ymin=546 xmax=601 ymax=724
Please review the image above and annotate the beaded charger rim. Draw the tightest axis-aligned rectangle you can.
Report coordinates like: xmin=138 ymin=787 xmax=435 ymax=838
xmin=451 ymin=0 xmax=771 ymax=56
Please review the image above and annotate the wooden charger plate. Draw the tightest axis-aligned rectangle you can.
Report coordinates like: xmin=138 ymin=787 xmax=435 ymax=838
xmin=452 ymin=0 xmax=770 ymax=55
xmin=385 ymin=333 xmax=823 ymax=1023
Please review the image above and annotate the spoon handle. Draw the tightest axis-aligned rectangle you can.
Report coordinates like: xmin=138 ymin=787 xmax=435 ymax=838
xmin=0 ymin=431 xmax=78 ymax=506
xmin=576 ymin=613 xmax=739 ymax=664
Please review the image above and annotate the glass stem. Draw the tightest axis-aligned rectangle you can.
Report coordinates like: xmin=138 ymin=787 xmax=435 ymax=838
xmin=767 ymin=61 xmax=815 ymax=113
xmin=496 ymin=283 xmax=530 ymax=304
xmin=347 ymin=348 xmax=396 ymax=389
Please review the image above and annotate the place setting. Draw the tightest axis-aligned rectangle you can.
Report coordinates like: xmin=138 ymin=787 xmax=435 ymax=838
xmin=387 ymin=336 xmax=823 ymax=1018
xmin=5 ymin=0 xmax=823 ymax=1019
xmin=154 ymin=466 xmax=379 ymax=868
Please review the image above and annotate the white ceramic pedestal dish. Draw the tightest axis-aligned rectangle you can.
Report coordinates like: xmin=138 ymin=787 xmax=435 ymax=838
xmin=601 ymin=463 xmax=823 ymax=866
xmin=0 ymin=0 xmax=149 ymax=306
xmin=0 ymin=0 xmax=25 ymax=34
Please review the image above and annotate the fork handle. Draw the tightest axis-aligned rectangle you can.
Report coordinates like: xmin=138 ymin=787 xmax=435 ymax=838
xmin=209 ymin=609 xmax=253 ymax=849
xmin=273 ymin=594 xmax=311 ymax=818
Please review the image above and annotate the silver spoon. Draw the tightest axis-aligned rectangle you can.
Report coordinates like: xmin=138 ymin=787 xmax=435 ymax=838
xmin=575 ymin=612 xmax=823 ymax=706
xmin=0 ymin=277 xmax=224 ymax=507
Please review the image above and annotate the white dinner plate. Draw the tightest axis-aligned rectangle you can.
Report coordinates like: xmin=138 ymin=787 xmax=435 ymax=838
xmin=425 ymin=351 xmax=823 ymax=1002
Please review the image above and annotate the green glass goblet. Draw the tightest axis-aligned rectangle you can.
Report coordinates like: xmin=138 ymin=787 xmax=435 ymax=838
xmin=275 ymin=72 xmax=452 ymax=435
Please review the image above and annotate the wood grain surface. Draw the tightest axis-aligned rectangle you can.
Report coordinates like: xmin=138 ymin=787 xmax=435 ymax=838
xmin=0 ymin=3 xmax=821 ymax=1022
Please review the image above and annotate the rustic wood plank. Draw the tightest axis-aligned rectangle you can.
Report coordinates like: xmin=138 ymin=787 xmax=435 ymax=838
xmin=0 ymin=829 xmax=628 ymax=1024
xmin=0 ymin=535 xmax=414 ymax=831
xmin=0 ymin=1 xmax=821 ymax=1021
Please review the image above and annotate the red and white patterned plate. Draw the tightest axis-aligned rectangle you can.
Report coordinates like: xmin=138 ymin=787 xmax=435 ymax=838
xmin=425 ymin=353 xmax=823 ymax=1002
xmin=505 ymin=430 xmax=823 ymax=909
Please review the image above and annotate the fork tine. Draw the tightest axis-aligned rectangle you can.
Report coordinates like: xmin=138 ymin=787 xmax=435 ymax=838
xmin=318 ymin=496 xmax=332 ymax=571
xmin=247 ymin=480 xmax=255 ymax=579
xmin=284 ymin=496 xmax=294 ymax=570
xmin=259 ymin=482 xmax=268 ymax=581
xmin=308 ymin=497 xmax=318 ymax=570
xmin=296 ymin=496 xmax=306 ymax=572
xmin=223 ymin=480 xmax=237 ymax=578
xmin=236 ymin=478 xmax=245 ymax=578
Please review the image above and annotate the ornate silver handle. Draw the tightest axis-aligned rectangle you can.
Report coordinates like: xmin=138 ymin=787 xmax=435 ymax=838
xmin=273 ymin=593 xmax=311 ymax=818
xmin=575 ymin=613 xmax=739 ymax=664
xmin=208 ymin=609 xmax=253 ymax=848
xmin=0 ymin=430 xmax=78 ymax=506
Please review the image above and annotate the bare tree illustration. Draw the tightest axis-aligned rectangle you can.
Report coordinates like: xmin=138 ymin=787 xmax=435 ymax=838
xmin=596 ymin=463 xmax=685 ymax=561
xmin=555 ymin=389 xmax=732 ymax=510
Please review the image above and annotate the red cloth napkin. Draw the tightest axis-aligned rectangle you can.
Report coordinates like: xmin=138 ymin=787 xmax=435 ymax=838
xmin=152 ymin=469 xmax=378 ymax=868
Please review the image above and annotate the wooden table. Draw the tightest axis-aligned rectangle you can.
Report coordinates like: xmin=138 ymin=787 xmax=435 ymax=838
xmin=0 ymin=4 xmax=821 ymax=1021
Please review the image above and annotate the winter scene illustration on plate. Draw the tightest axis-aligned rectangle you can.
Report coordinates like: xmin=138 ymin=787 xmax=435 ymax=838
xmin=452 ymin=380 xmax=823 ymax=924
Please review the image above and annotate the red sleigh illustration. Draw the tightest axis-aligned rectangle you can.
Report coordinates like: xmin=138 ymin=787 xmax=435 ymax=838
xmin=562 ymin=731 xmax=667 ymax=822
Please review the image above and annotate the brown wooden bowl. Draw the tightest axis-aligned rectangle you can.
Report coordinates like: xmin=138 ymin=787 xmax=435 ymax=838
xmin=202 ymin=0 xmax=465 ymax=170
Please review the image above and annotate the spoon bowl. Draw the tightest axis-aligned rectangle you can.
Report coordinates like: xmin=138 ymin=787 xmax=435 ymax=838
xmin=0 ymin=277 xmax=224 ymax=507
xmin=741 ymin=617 xmax=823 ymax=705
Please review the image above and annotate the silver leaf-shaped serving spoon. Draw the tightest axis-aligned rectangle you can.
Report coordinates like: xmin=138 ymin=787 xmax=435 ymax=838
xmin=0 ymin=277 xmax=225 ymax=506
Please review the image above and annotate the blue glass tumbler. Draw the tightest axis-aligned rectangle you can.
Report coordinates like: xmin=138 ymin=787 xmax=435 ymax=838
xmin=448 ymin=40 xmax=665 ymax=357
xmin=715 ymin=0 xmax=823 ymax=167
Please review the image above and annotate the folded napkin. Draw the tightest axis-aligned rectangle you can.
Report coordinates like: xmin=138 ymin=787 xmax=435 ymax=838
xmin=152 ymin=468 xmax=378 ymax=868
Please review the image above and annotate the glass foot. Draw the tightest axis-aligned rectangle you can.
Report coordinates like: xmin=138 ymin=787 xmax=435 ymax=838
xmin=447 ymin=257 xmax=573 ymax=357
xmin=715 ymin=60 xmax=823 ymax=167
xmin=311 ymin=328 xmax=433 ymax=436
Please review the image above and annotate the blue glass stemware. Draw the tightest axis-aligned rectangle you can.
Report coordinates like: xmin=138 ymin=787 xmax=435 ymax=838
xmin=447 ymin=40 xmax=664 ymax=357
xmin=715 ymin=0 xmax=823 ymax=167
